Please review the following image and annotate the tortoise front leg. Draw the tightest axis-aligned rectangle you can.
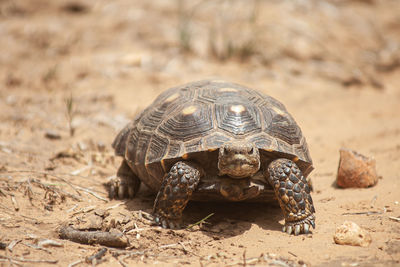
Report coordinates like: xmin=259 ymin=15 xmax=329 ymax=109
xmin=265 ymin=158 xmax=315 ymax=235
xmin=153 ymin=161 xmax=201 ymax=229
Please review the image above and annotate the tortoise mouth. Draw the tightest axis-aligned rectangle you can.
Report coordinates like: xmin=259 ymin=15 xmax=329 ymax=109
xmin=218 ymin=160 xmax=260 ymax=178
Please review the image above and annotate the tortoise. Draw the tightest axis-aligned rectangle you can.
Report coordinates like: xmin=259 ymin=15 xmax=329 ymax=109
xmin=110 ymin=80 xmax=315 ymax=235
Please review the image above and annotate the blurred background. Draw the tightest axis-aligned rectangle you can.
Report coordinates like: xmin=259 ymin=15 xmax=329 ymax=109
xmin=1 ymin=0 xmax=399 ymax=96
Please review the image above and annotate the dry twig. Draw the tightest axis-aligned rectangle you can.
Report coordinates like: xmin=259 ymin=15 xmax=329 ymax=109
xmin=0 ymin=258 xmax=22 ymax=266
xmin=106 ymin=203 xmax=123 ymax=210
xmin=68 ymin=259 xmax=83 ymax=267
xmin=118 ymin=258 xmax=129 ymax=267
xmin=0 ymin=255 xmax=58 ymax=264
xmin=126 ymin=227 xmax=152 ymax=234
xmin=159 ymin=241 xmax=191 ymax=250
xmin=59 ymin=226 xmax=129 ymax=248
xmin=70 ymin=165 xmax=92 ymax=176
xmin=22 ymin=242 xmax=52 ymax=254
xmin=389 ymin=216 xmax=400 ymax=222
xmin=342 ymin=211 xmax=383 ymax=216
xmin=4 ymin=170 xmax=82 ymax=197
xmin=179 ymin=241 xmax=189 ymax=254
xmin=186 ymin=213 xmax=214 ymax=230
xmin=65 ymin=92 xmax=76 ymax=137
xmin=11 ymin=195 xmax=19 ymax=211
xmin=67 ymin=204 xmax=79 ymax=213
xmin=38 ymin=238 xmax=63 ymax=248
xmin=71 ymin=205 xmax=96 ymax=216
xmin=85 ymin=248 xmax=108 ymax=265
xmin=75 ymin=185 xmax=108 ymax=202
xmin=7 ymin=239 xmax=21 ymax=252
xmin=30 ymin=178 xmax=81 ymax=202
xmin=0 ymin=202 xmax=38 ymax=223
xmin=0 ymin=188 xmax=7 ymax=197
xmin=24 ymin=178 xmax=34 ymax=204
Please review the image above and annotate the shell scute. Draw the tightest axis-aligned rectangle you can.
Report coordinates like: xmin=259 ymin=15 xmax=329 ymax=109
xmin=158 ymin=102 xmax=214 ymax=142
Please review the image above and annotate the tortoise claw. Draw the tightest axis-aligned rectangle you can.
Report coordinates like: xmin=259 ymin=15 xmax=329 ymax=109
xmin=107 ymin=176 xmax=127 ymax=199
xmin=286 ymin=225 xmax=293 ymax=235
xmin=109 ymin=183 xmax=116 ymax=199
xmin=294 ymin=224 xmax=301 ymax=236
xmin=283 ymin=215 xmax=315 ymax=235
xmin=154 ymin=214 xmax=182 ymax=230
xmin=117 ymin=183 xmax=125 ymax=199
xmin=108 ymin=175 xmax=140 ymax=199
xmin=109 ymin=160 xmax=141 ymax=199
xmin=304 ymin=223 xmax=310 ymax=234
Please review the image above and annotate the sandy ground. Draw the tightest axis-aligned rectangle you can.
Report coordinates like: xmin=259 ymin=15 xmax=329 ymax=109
xmin=0 ymin=0 xmax=400 ymax=266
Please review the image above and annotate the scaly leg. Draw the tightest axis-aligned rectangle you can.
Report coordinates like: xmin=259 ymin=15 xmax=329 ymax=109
xmin=109 ymin=160 xmax=141 ymax=199
xmin=153 ymin=161 xmax=201 ymax=229
xmin=266 ymin=158 xmax=315 ymax=235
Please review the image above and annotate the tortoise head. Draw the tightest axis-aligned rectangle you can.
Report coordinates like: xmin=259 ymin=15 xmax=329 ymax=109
xmin=218 ymin=141 xmax=260 ymax=178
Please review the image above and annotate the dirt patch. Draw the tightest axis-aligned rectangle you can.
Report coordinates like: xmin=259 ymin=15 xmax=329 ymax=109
xmin=1 ymin=0 xmax=400 ymax=266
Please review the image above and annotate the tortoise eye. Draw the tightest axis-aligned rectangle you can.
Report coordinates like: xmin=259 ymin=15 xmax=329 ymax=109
xmin=249 ymin=147 xmax=254 ymax=154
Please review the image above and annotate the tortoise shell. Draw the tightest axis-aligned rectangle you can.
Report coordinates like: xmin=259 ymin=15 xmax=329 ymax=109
xmin=113 ymin=80 xmax=313 ymax=200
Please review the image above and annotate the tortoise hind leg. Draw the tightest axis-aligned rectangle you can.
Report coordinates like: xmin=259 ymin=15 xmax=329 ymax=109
xmin=265 ymin=158 xmax=315 ymax=235
xmin=153 ymin=161 xmax=201 ymax=229
xmin=109 ymin=160 xmax=141 ymax=199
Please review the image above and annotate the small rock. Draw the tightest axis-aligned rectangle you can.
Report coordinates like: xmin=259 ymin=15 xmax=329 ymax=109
xmin=337 ymin=148 xmax=378 ymax=188
xmin=333 ymin=221 xmax=371 ymax=247
xmin=45 ymin=130 xmax=61 ymax=140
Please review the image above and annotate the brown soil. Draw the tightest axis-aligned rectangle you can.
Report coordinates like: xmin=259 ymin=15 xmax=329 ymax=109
xmin=1 ymin=0 xmax=400 ymax=266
